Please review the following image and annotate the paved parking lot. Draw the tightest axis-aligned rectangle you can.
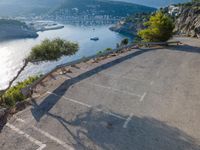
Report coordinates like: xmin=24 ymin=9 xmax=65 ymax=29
xmin=0 ymin=41 xmax=200 ymax=150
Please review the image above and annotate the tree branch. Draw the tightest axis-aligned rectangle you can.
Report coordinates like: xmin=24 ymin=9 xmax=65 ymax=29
xmin=0 ymin=59 xmax=29 ymax=95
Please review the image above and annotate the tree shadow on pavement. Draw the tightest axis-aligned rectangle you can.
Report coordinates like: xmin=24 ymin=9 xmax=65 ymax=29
xmin=46 ymin=108 xmax=200 ymax=150
xmin=169 ymin=44 xmax=200 ymax=54
xmin=31 ymin=47 xmax=160 ymax=122
xmin=28 ymin=45 xmax=200 ymax=149
xmin=31 ymin=44 xmax=200 ymax=122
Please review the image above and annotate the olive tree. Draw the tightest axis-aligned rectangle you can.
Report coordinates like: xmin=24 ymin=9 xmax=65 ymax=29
xmin=1 ymin=38 xmax=79 ymax=95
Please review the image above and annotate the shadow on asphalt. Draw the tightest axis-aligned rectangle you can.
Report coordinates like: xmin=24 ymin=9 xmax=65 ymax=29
xmin=29 ymin=45 xmax=200 ymax=149
xmin=30 ymin=44 xmax=200 ymax=122
xmin=44 ymin=108 xmax=200 ymax=150
xmin=169 ymin=44 xmax=200 ymax=53
xmin=31 ymin=47 xmax=159 ymax=122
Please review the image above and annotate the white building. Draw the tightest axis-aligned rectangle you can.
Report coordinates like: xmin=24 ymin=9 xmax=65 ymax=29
xmin=168 ymin=5 xmax=181 ymax=17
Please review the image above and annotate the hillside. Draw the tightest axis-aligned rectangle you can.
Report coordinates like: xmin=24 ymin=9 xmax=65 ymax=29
xmin=113 ymin=0 xmax=190 ymax=8
xmin=173 ymin=2 xmax=200 ymax=38
xmin=45 ymin=0 xmax=156 ymax=23
xmin=109 ymin=13 xmax=151 ymax=36
xmin=0 ymin=0 xmax=65 ymax=17
xmin=0 ymin=19 xmax=38 ymax=41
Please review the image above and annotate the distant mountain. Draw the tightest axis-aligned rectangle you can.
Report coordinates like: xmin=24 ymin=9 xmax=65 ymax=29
xmin=114 ymin=0 xmax=190 ymax=8
xmin=46 ymin=0 xmax=156 ymax=23
xmin=0 ymin=0 xmax=65 ymax=17
xmin=0 ymin=0 xmax=157 ymax=27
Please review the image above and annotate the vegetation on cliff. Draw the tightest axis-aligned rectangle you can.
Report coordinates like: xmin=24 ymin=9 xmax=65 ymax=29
xmin=2 ymin=76 xmax=40 ymax=107
xmin=0 ymin=38 xmax=79 ymax=107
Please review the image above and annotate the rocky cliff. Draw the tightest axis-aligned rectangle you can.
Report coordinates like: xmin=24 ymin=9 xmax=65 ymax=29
xmin=174 ymin=4 xmax=200 ymax=38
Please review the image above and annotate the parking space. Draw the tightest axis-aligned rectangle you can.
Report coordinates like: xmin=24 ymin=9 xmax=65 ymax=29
xmin=1 ymin=45 xmax=200 ymax=150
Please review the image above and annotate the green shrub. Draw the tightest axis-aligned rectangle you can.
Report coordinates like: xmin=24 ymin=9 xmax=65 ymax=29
xmin=3 ymin=76 xmax=39 ymax=107
xmin=138 ymin=11 xmax=174 ymax=42
xmin=97 ymin=51 xmax=103 ymax=55
xmin=29 ymin=38 xmax=79 ymax=62
xmin=105 ymin=48 xmax=112 ymax=51
xmin=121 ymin=38 xmax=129 ymax=46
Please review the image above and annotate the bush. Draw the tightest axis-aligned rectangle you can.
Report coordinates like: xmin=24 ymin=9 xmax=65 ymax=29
xmin=29 ymin=38 xmax=79 ymax=62
xmin=105 ymin=48 xmax=112 ymax=51
xmin=138 ymin=11 xmax=174 ymax=42
xmin=121 ymin=38 xmax=129 ymax=46
xmin=3 ymin=76 xmax=39 ymax=107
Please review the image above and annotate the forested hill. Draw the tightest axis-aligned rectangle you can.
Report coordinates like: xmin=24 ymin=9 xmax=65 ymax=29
xmin=114 ymin=0 xmax=190 ymax=8
xmin=0 ymin=0 xmax=65 ymax=17
xmin=0 ymin=0 xmax=156 ymax=17
xmin=45 ymin=0 xmax=155 ymax=21
xmin=53 ymin=0 xmax=156 ymax=17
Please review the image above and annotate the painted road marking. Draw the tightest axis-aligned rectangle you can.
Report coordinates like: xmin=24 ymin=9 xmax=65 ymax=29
xmin=139 ymin=92 xmax=147 ymax=102
xmin=32 ymin=126 xmax=74 ymax=150
xmin=14 ymin=117 xmax=74 ymax=150
xmin=123 ymin=113 xmax=134 ymax=128
xmin=87 ymin=82 xmax=142 ymax=98
xmin=47 ymin=91 xmax=126 ymax=120
xmin=47 ymin=91 xmax=92 ymax=108
xmin=72 ymin=67 xmax=149 ymax=84
xmin=150 ymin=81 xmax=154 ymax=85
xmin=16 ymin=118 xmax=26 ymax=123
xmin=6 ymin=123 xmax=46 ymax=150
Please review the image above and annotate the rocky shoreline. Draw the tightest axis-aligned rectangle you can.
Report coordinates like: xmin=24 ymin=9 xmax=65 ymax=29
xmin=0 ymin=19 xmax=38 ymax=41
xmin=109 ymin=20 xmax=142 ymax=36
xmin=109 ymin=13 xmax=150 ymax=36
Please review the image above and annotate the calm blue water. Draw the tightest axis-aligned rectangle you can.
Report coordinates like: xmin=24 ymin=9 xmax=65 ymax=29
xmin=0 ymin=24 xmax=132 ymax=89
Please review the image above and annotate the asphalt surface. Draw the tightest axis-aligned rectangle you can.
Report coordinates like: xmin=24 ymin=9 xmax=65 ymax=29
xmin=0 ymin=37 xmax=200 ymax=150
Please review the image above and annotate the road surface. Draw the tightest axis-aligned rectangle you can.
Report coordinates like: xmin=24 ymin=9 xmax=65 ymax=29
xmin=0 ymin=37 xmax=200 ymax=150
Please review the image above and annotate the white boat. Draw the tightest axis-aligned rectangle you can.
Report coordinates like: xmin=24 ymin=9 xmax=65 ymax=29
xmin=90 ymin=37 xmax=99 ymax=41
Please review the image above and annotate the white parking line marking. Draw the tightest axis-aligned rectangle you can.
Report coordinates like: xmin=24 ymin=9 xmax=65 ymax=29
xmin=139 ymin=92 xmax=147 ymax=102
xmin=72 ymin=67 xmax=149 ymax=84
xmin=95 ymin=108 xmax=126 ymax=120
xmin=123 ymin=113 xmax=133 ymax=128
xmin=32 ymin=126 xmax=74 ymax=150
xmin=88 ymin=83 xmax=141 ymax=98
xmin=47 ymin=91 xmax=126 ymax=120
xmin=47 ymin=91 xmax=92 ymax=108
xmin=150 ymin=81 xmax=154 ymax=85
xmin=156 ymin=70 xmax=160 ymax=77
xmin=6 ymin=123 xmax=46 ymax=150
xmin=16 ymin=118 xmax=26 ymax=123
xmin=13 ymin=115 xmax=26 ymax=123
xmin=14 ymin=117 xmax=74 ymax=150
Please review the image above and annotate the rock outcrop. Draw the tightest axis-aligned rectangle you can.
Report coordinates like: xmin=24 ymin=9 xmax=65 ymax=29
xmin=174 ymin=4 xmax=200 ymax=38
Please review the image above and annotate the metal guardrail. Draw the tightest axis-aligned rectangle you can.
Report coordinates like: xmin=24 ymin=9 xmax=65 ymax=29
xmin=28 ymin=40 xmax=181 ymax=93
